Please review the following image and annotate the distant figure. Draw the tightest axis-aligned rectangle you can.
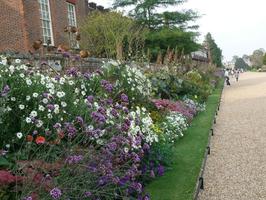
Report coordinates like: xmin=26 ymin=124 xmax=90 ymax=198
xmin=235 ymin=69 xmax=240 ymax=82
xmin=225 ymin=69 xmax=231 ymax=86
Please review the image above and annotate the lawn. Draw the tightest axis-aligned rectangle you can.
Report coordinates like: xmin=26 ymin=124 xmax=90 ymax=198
xmin=146 ymin=81 xmax=223 ymax=200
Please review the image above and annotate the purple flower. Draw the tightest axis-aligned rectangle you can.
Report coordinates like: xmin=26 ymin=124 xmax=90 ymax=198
xmin=91 ymin=111 xmax=106 ymax=124
xmin=83 ymin=72 xmax=91 ymax=79
xmin=86 ymin=95 xmax=94 ymax=103
xmin=107 ymin=142 xmax=117 ymax=151
xmin=150 ymin=170 xmax=155 ymax=178
xmin=131 ymin=152 xmax=141 ymax=163
xmin=157 ymin=164 xmax=164 ymax=176
xmin=50 ymin=187 xmax=62 ymax=199
xmin=1 ymin=85 xmax=10 ymax=97
xmin=75 ymin=116 xmax=84 ymax=125
xmin=131 ymin=182 xmax=142 ymax=194
xmin=121 ymin=93 xmax=128 ymax=103
xmin=101 ymin=80 xmax=113 ymax=93
xmin=47 ymin=104 xmax=54 ymax=110
xmin=143 ymin=143 xmax=150 ymax=151
xmin=143 ymin=194 xmax=150 ymax=200
xmin=55 ymin=75 xmax=61 ymax=81
xmin=67 ymin=67 xmax=78 ymax=77
xmin=53 ymin=123 xmax=61 ymax=129
xmin=64 ymin=123 xmax=77 ymax=138
xmin=110 ymin=109 xmax=118 ymax=118
xmin=84 ymin=191 xmax=92 ymax=197
xmin=63 ymin=52 xmax=71 ymax=58
xmin=65 ymin=155 xmax=83 ymax=164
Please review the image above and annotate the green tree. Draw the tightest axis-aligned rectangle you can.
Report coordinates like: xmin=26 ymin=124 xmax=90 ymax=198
xmin=204 ymin=33 xmax=222 ymax=67
xmin=113 ymin=0 xmax=198 ymax=30
xmin=113 ymin=0 xmax=200 ymax=61
xmin=80 ymin=11 xmax=147 ymax=60
xmin=250 ymin=49 xmax=264 ymax=68
xmin=235 ymin=57 xmax=249 ymax=70
xmin=263 ymin=53 xmax=266 ymax=65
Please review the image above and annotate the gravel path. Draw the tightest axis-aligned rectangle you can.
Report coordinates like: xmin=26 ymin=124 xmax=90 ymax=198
xmin=198 ymin=72 xmax=266 ymax=200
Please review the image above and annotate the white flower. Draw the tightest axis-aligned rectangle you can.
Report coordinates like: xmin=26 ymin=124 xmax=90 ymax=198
xmin=33 ymin=93 xmax=38 ymax=98
xmin=26 ymin=79 xmax=32 ymax=85
xmin=23 ymin=65 xmax=28 ymax=71
xmin=36 ymin=120 xmax=43 ymax=128
xmin=11 ymin=97 xmax=16 ymax=101
xmin=124 ymin=147 xmax=129 ymax=153
xmin=30 ymin=111 xmax=37 ymax=117
xmin=19 ymin=73 xmax=25 ymax=78
xmin=61 ymin=102 xmax=67 ymax=107
xmin=15 ymin=59 xmax=21 ymax=64
xmin=9 ymin=65 xmax=15 ymax=73
xmin=16 ymin=132 xmax=23 ymax=139
xmin=6 ymin=106 xmax=12 ymax=111
xmin=38 ymin=105 xmax=45 ymax=111
xmin=69 ymin=80 xmax=74 ymax=85
xmin=81 ymin=91 xmax=86 ymax=96
xmin=26 ymin=95 xmax=31 ymax=101
xmin=19 ymin=104 xmax=25 ymax=110
xmin=54 ymin=108 xmax=60 ymax=114
xmin=81 ymin=84 xmax=86 ymax=89
xmin=54 ymin=104 xmax=59 ymax=109
xmin=5 ymin=144 xmax=10 ymax=148
xmin=40 ymin=80 xmax=45 ymax=85
xmin=56 ymin=91 xmax=65 ymax=98
xmin=42 ymin=98 xmax=48 ymax=104
xmin=59 ymin=78 xmax=65 ymax=85
xmin=47 ymin=113 xmax=53 ymax=119
xmin=75 ymin=88 xmax=80 ymax=94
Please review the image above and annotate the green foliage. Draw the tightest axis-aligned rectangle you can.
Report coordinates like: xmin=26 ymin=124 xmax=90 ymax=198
xmin=146 ymin=28 xmax=200 ymax=60
xmin=204 ymin=33 xmax=223 ymax=67
xmin=80 ymin=11 xmax=147 ymax=60
xmin=235 ymin=57 xmax=249 ymax=70
xmin=113 ymin=0 xmax=200 ymax=60
xmin=263 ymin=53 xmax=266 ymax=65
xmin=250 ymin=49 xmax=264 ymax=68
xmin=146 ymin=79 xmax=223 ymax=200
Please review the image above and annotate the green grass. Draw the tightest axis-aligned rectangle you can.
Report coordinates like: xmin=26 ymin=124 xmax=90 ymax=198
xmin=146 ymin=81 xmax=224 ymax=200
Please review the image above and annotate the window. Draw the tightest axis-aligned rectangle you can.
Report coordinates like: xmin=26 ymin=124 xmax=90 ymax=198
xmin=67 ymin=3 xmax=79 ymax=48
xmin=39 ymin=0 xmax=54 ymax=45
xmin=67 ymin=3 xmax=77 ymax=27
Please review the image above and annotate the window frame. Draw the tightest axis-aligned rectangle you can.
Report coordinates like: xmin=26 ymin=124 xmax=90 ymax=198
xmin=67 ymin=2 xmax=77 ymax=27
xmin=39 ymin=0 xmax=54 ymax=46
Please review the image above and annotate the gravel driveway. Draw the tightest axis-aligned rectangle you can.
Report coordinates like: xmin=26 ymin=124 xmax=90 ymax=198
xmin=198 ymin=72 xmax=266 ymax=200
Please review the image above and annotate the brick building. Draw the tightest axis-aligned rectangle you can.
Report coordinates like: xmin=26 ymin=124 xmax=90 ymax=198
xmin=0 ymin=0 xmax=103 ymax=53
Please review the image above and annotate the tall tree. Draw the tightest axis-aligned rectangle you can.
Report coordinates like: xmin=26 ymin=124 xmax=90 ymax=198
xmin=250 ymin=49 xmax=264 ymax=68
xmin=263 ymin=53 xmax=266 ymax=65
xmin=113 ymin=0 xmax=198 ymax=29
xmin=204 ymin=33 xmax=222 ymax=67
xmin=235 ymin=57 xmax=249 ymax=70
xmin=113 ymin=0 xmax=200 ymax=61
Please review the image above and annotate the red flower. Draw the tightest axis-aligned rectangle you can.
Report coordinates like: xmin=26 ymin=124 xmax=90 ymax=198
xmin=35 ymin=136 xmax=46 ymax=144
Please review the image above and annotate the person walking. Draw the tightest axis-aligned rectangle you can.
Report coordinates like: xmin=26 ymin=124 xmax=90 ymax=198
xmin=225 ymin=69 xmax=230 ymax=86
xmin=235 ymin=69 xmax=240 ymax=82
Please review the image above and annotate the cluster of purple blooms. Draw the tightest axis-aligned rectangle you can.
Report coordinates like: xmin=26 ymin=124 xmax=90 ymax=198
xmin=0 ymin=85 xmax=10 ymax=97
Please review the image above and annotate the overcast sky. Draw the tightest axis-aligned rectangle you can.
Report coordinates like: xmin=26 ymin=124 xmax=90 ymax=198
xmin=95 ymin=0 xmax=266 ymax=61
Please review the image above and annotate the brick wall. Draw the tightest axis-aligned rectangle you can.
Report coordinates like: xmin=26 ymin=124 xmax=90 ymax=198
xmin=0 ymin=0 xmax=90 ymax=53
xmin=0 ymin=0 xmax=27 ymax=52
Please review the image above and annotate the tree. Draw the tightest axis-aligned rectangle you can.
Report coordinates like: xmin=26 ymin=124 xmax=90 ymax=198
xmin=263 ymin=53 xmax=266 ymax=65
xmin=235 ymin=57 xmax=249 ymax=70
xmin=80 ymin=11 xmax=147 ymax=60
xmin=250 ymin=49 xmax=264 ymax=68
xmin=204 ymin=33 xmax=222 ymax=67
xmin=113 ymin=0 xmax=200 ymax=62
xmin=113 ymin=0 xmax=198 ymax=30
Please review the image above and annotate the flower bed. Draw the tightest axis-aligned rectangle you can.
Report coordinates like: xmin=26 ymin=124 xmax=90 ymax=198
xmin=0 ymin=56 xmax=218 ymax=199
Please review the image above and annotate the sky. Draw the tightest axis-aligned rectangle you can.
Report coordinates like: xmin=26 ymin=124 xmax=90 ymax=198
xmin=94 ymin=0 xmax=266 ymax=61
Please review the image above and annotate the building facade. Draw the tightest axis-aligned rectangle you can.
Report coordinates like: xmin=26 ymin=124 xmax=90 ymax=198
xmin=0 ymin=0 xmax=103 ymax=53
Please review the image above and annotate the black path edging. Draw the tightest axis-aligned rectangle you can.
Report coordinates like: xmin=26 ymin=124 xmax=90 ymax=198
xmin=193 ymin=84 xmax=224 ymax=200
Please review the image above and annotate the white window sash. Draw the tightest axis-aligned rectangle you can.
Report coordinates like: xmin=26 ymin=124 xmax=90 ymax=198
xmin=39 ymin=0 xmax=54 ymax=46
